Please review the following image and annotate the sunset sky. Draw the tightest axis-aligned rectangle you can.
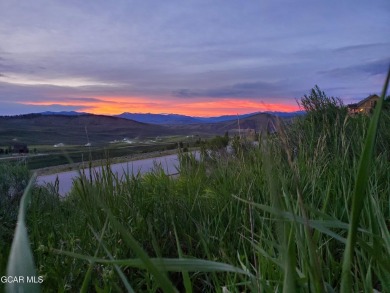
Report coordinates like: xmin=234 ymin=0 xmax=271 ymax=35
xmin=0 ymin=0 xmax=389 ymax=116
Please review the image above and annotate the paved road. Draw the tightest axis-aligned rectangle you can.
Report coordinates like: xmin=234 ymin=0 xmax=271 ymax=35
xmin=36 ymin=153 xmax=191 ymax=196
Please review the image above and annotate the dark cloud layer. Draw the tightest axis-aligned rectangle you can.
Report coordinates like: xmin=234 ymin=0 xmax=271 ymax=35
xmin=334 ymin=43 xmax=390 ymax=53
xmin=319 ymin=58 xmax=390 ymax=77
xmin=173 ymin=80 xmax=293 ymax=99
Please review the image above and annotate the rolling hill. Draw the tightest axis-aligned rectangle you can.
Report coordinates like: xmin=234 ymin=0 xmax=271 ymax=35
xmin=0 ymin=112 xmax=291 ymax=146
xmin=0 ymin=114 xmax=173 ymax=145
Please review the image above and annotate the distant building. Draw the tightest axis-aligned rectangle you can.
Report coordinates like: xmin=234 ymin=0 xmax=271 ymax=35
xmin=348 ymin=94 xmax=379 ymax=115
xmin=11 ymin=143 xmax=29 ymax=154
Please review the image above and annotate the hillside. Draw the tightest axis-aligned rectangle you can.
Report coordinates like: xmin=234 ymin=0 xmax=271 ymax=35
xmin=0 ymin=114 xmax=173 ymax=145
xmin=0 ymin=112 xmax=286 ymax=146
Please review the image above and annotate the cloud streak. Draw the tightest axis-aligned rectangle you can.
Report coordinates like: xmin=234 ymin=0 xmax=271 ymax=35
xmin=173 ymin=80 xmax=294 ymax=99
xmin=319 ymin=58 xmax=390 ymax=77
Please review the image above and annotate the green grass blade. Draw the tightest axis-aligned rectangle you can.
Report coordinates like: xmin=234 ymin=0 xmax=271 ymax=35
xmin=101 ymin=206 xmax=178 ymax=292
xmin=6 ymin=175 xmax=41 ymax=293
xmin=51 ymin=249 xmax=251 ymax=275
xmin=80 ymin=218 xmax=109 ymax=293
xmin=172 ymin=222 xmax=192 ymax=293
xmin=90 ymin=228 xmax=135 ymax=293
xmin=283 ymin=227 xmax=296 ymax=293
xmin=341 ymin=67 xmax=390 ymax=292
xmin=233 ymin=195 xmax=348 ymax=243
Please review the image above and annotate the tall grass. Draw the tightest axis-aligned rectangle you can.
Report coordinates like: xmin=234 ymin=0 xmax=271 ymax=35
xmin=1 ymin=73 xmax=390 ymax=291
xmin=341 ymin=68 xmax=390 ymax=292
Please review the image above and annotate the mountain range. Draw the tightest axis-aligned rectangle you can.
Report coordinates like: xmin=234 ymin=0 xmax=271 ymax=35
xmin=39 ymin=110 xmax=304 ymax=124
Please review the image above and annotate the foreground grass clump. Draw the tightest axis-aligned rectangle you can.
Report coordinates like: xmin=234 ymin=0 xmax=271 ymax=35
xmin=2 ymin=80 xmax=390 ymax=291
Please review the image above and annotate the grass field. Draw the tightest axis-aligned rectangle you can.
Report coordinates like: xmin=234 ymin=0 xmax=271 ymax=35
xmin=0 ymin=135 xmax=201 ymax=171
xmin=1 ymin=81 xmax=389 ymax=292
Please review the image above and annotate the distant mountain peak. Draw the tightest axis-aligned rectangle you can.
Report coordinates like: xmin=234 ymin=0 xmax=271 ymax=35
xmin=27 ymin=110 xmax=304 ymax=124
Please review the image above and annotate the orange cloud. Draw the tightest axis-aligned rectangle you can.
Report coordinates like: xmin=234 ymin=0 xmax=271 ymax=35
xmin=20 ymin=96 xmax=300 ymax=117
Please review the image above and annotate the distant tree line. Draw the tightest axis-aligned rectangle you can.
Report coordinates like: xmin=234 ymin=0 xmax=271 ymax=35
xmin=0 ymin=145 xmax=33 ymax=155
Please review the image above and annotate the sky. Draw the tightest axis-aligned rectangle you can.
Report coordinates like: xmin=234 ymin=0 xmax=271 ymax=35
xmin=0 ymin=0 xmax=389 ymax=117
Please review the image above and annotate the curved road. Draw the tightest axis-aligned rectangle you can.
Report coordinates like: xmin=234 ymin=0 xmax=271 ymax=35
xmin=36 ymin=153 xmax=194 ymax=196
